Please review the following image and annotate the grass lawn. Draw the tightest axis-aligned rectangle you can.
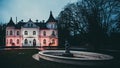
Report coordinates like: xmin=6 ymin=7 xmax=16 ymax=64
xmin=0 ymin=48 xmax=120 ymax=68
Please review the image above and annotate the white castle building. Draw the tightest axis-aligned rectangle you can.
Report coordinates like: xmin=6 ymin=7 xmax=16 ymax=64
xmin=6 ymin=11 xmax=58 ymax=47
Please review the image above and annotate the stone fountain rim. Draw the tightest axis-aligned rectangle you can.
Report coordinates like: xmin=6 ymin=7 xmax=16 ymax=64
xmin=39 ymin=50 xmax=114 ymax=61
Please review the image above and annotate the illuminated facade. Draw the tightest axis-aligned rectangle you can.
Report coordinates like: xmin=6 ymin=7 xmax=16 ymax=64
xmin=6 ymin=11 xmax=58 ymax=47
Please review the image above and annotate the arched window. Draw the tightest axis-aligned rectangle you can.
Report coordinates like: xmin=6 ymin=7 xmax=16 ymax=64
xmin=33 ymin=31 xmax=36 ymax=35
xmin=10 ymin=30 xmax=12 ymax=35
xmin=43 ymin=31 xmax=46 ymax=36
xmin=17 ymin=39 xmax=19 ymax=44
xmin=10 ymin=39 xmax=13 ymax=44
xmin=43 ymin=39 xmax=46 ymax=44
xmin=24 ymin=31 xmax=28 ymax=35
xmin=52 ymin=31 xmax=55 ymax=36
xmin=24 ymin=39 xmax=28 ymax=44
xmin=33 ymin=39 xmax=36 ymax=46
xmin=52 ymin=39 xmax=55 ymax=44
xmin=17 ymin=31 xmax=19 ymax=35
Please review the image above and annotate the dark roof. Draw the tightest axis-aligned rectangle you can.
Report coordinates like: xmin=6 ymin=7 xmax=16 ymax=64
xmin=15 ymin=20 xmax=48 ymax=29
xmin=46 ymin=11 xmax=57 ymax=23
xmin=15 ymin=21 xmax=26 ymax=29
xmin=7 ymin=17 xmax=15 ymax=27
xmin=28 ymin=18 xmax=33 ymax=22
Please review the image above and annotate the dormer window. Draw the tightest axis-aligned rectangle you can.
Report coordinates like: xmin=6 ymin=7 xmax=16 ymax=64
xmin=31 ymin=24 xmax=33 ymax=27
xmin=28 ymin=24 xmax=30 ymax=27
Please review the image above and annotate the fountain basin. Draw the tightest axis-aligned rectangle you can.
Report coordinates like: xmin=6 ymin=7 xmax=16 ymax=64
xmin=39 ymin=50 xmax=114 ymax=66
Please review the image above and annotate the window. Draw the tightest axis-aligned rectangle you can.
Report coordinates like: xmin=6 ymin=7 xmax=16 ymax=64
xmin=51 ymin=24 xmax=54 ymax=28
xmin=17 ymin=31 xmax=19 ymax=35
xmin=24 ymin=31 xmax=28 ymax=35
xmin=24 ymin=39 xmax=28 ymax=44
xmin=17 ymin=39 xmax=19 ymax=44
xmin=43 ymin=31 xmax=46 ymax=36
xmin=33 ymin=39 xmax=36 ymax=46
xmin=6 ymin=31 xmax=8 ymax=35
xmin=31 ymin=24 xmax=33 ymax=27
xmin=52 ymin=31 xmax=55 ymax=36
xmin=33 ymin=31 xmax=36 ymax=35
xmin=43 ymin=39 xmax=46 ymax=44
xmin=10 ymin=39 xmax=13 ymax=44
xmin=28 ymin=24 xmax=30 ymax=27
xmin=10 ymin=30 xmax=12 ymax=35
xmin=7 ymin=39 xmax=8 ymax=44
xmin=52 ymin=39 xmax=55 ymax=44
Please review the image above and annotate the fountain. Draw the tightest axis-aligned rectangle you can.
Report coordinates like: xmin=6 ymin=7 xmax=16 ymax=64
xmin=38 ymin=41 xmax=114 ymax=66
xmin=62 ymin=40 xmax=73 ymax=57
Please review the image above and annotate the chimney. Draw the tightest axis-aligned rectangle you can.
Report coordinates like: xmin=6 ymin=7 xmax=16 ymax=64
xmin=16 ymin=17 xmax=17 ymax=24
xmin=42 ymin=20 xmax=45 ymax=23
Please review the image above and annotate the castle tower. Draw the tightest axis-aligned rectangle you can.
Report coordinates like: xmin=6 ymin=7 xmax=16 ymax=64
xmin=6 ymin=17 xmax=16 ymax=46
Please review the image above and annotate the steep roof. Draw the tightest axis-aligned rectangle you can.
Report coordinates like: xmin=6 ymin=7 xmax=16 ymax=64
xmin=7 ymin=17 xmax=15 ymax=27
xmin=15 ymin=19 xmax=48 ymax=29
xmin=46 ymin=11 xmax=57 ymax=23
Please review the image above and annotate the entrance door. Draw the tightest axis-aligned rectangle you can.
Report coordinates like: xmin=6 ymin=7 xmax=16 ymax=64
xmin=33 ymin=39 xmax=36 ymax=47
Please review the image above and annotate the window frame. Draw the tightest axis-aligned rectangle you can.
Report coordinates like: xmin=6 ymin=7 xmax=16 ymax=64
xmin=17 ymin=31 xmax=20 ymax=35
xmin=17 ymin=39 xmax=19 ymax=44
xmin=43 ymin=31 xmax=46 ymax=36
xmin=10 ymin=30 xmax=13 ymax=35
xmin=33 ymin=31 xmax=36 ymax=35
xmin=43 ymin=39 xmax=46 ymax=44
xmin=24 ymin=31 xmax=28 ymax=35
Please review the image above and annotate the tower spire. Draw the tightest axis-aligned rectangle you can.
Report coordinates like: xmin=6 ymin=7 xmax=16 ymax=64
xmin=7 ymin=17 xmax=15 ymax=26
xmin=46 ymin=11 xmax=57 ymax=23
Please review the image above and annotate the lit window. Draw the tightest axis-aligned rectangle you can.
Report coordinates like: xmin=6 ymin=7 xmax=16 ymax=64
xmin=43 ymin=31 xmax=46 ymax=36
xmin=52 ymin=31 xmax=55 ymax=36
xmin=24 ymin=39 xmax=28 ymax=44
xmin=43 ymin=39 xmax=46 ymax=44
xmin=52 ymin=39 xmax=55 ymax=44
xmin=33 ymin=31 xmax=36 ymax=35
xmin=7 ymin=39 xmax=8 ymax=44
xmin=10 ymin=30 xmax=12 ymax=35
xmin=24 ymin=31 xmax=28 ymax=35
xmin=17 ymin=31 xmax=19 ymax=35
xmin=10 ymin=39 xmax=13 ymax=44
xmin=17 ymin=39 xmax=19 ymax=44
